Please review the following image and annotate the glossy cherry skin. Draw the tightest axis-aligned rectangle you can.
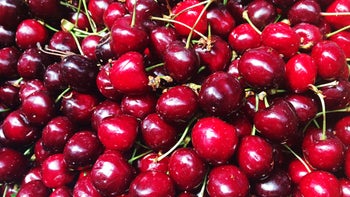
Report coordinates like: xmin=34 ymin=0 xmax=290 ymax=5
xmin=199 ymin=71 xmax=243 ymax=117
xmin=110 ymin=15 xmax=149 ymax=56
xmin=191 ymin=116 xmax=238 ymax=165
xmin=345 ymin=149 xmax=350 ymax=179
xmin=125 ymin=0 xmax=160 ymax=21
xmin=194 ymin=35 xmax=232 ymax=72
xmin=34 ymin=138 xmax=55 ymax=165
xmin=150 ymin=26 xmax=178 ymax=57
xmin=97 ymin=114 xmax=139 ymax=151
xmin=91 ymin=150 xmax=134 ymax=196
xmin=254 ymin=99 xmax=299 ymax=143
xmin=137 ymin=152 xmax=169 ymax=173
xmin=320 ymin=80 xmax=350 ymax=110
xmin=0 ymin=25 xmax=15 ymax=47
xmin=73 ymin=171 xmax=102 ymax=197
xmin=0 ymin=147 xmax=29 ymax=183
xmin=88 ymin=0 xmax=113 ymax=26
xmin=103 ymin=2 xmax=127 ymax=29
xmin=299 ymin=170 xmax=341 ymax=197
xmin=16 ymin=180 xmax=51 ymax=197
xmin=163 ymin=40 xmax=199 ymax=83
xmin=0 ymin=81 xmax=20 ymax=108
xmin=156 ymin=85 xmax=198 ymax=123
xmin=288 ymin=0 xmax=321 ymax=25
xmin=253 ymin=168 xmax=292 ymax=196
xmin=41 ymin=153 xmax=77 ymax=189
xmin=292 ymin=22 xmax=324 ymax=51
xmin=48 ymin=31 xmax=78 ymax=53
xmin=285 ymin=93 xmax=318 ymax=123
xmin=207 ymin=4 xmax=235 ymax=37
xmin=141 ymin=113 xmax=177 ymax=151
xmin=69 ymin=11 xmax=90 ymax=31
xmin=15 ymin=19 xmax=48 ymax=49
xmin=121 ymin=93 xmax=157 ymax=120
xmin=59 ymin=54 xmax=99 ymax=93
xmin=91 ymin=100 xmax=122 ymax=131
xmin=22 ymin=167 xmax=42 ymax=185
xmin=335 ymin=116 xmax=350 ymax=147
xmin=207 ymin=164 xmax=249 ymax=197
xmin=311 ymin=40 xmax=347 ymax=81
xmin=0 ymin=0 xmax=27 ymax=30
xmin=329 ymin=31 xmax=350 ymax=58
xmin=246 ymin=0 xmax=277 ymax=30
xmin=340 ymin=178 xmax=350 ymax=197
xmin=19 ymin=79 xmax=47 ymax=102
xmin=168 ymin=148 xmax=206 ymax=191
xmin=81 ymin=35 xmax=101 ymax=61
xmin=21 ymin=91 xmax=55 ymax=126
xmin=237 ymin=135 xmax=274 ymax=180
xmin=324 ymin=0 xmax=350 ymax=29
xmin=49 ymin=186 xmax=72 ymax=197
xmin=43 ymin=62 xmax=66 ymax=96
xmin=17 ymin=48 xmax=51 ymax=80
xmin=238 ymin=46 xmax=285 ymax=89
xmin=288 ymin=159 xmax=311 ymax=184
xmin=128 ymin=171 xmax=175 ymax=197
xmin=96 ymin=63 xmax=123 ymax=101
xmin=0 ymin=47 xmax=21 ymax=80
xmin=228 ymin=23 xmax=261 ymax=54
xmin=27 ymin=0 xmax=65 ymax=21
xmin=302 ymin=128 xmax=345 ymax=172
xmin=109 ymin=51 xmax=150 ymax=95
xmin=63 ymin=131 xmax=104 ymax=170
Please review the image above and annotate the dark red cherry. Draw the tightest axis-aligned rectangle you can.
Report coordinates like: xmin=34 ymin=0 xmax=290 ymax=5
xmin=63 ymin=130 xmax=103 ymax=170
xmin=156 ymin=85 xmax=198 ymax=123
xmin=125 ymin=0 xmax=160 ymax=21
xmin=335 ymin=116 xmax=350 ymax=147
xmin=96 ymin=63 xmax=123 ymax=101
xmin=73 ymin=171 xmax=102 ymax=197
xmin=43 ymin=62 xmax=66 ymax=96
xmin=22 ymin=167 xmax=42 ymax=185
xmin=228 ymin=23 xmax=261 ymax=54
xmin=59 ymin=54 xmax=99 ymax=93
xmin=228 ymin=112 xmax=253 ymax=138
xmin=34 ymin=138 xmax=55 ymax=165
xmin=237 ymin=135 xmax=274 ymax=179
xmin=49 ymin=186 xmax=72 ymax=197
xmin=168 ymin=147 xmax=206 ymax=191
xmin=88 ymin=0 xmax=113 ymax=26
xmin=253 ymin=168 xmax=293 ymax=196
xmin=18 ymin=79 xmax=47 ymax=102
xmin=91 ymin=100 xmax=122 ymax=131
xmin=246 ymin=0 xmax=277 ymax=30
xmin=128 ymin=171 xmax=175 ymax=197
xmin=103 ymin=2 xmax=127 ymax=29
xmin=17 ymin=48 xmax=52 ymax=80
xmin=91 ymin=150 xmax=134 ymax=196
xmin=0 ymin=147 xmax=29 ymax=183
xmin=48 ymin=31 xmax=78 ymax=53
xmin=0 ymin=81 xmax=20 ymax=108
xmin=191 ymin=116 xmax=238 ymax=165
xmin=285 ymin=53 xmax=317 ymax=93
xmin=141 ymin=113 xmax=177 ymax=151
xmin=15 ymin=19 xmax=48 ymax=49
xmin=199 ymin=71 xmax=243 ymax=117
xmin=299 ymin=170 xmax=341 ymax=197
xmin=27 ymin=0 xmax=65 ymax=21
xmin=288 ymin=0 xmax=321 ymax=25
xmin=320 ymin=80 xmax=350 ymax=110
xmin=207 ymin=164 xmax=250 ymax=197
xmin=285 ymin=93 xmax=318 ymax=123
xmin=109 ymin=51 xmax=150 ymax=95
xmin=0 ymin=47 xmax=21 ymax=80
xmin=95 ymin=36 xmax=114 ymax=64
xmin=292 ymin=22 xmax=324 ymax=52
xmin=163 ymin=40 xmax=199 ymax=83
xmin=97 ymin=114 xmax=139 ymax=151
xmin=238 ymin=46 xmax=285 ymax=89
xmin=121 ymin=93 xmax=157 ymax=120
xmin=42 ymin=116 xmax=75 ymax=152
xmin=41 ymin=153 xmax=76 ymax=189
xmin=16 ymin=180 xmax=51 ymax=197
xmin=137 ymin=152 xmax=169 ymax=173
xmin=69 ymin=11 xmax=90 ymax=31
xmin=81 ymin=35 xmax=101 ymax=61
xmin=0 ymin=25 xmax=15 ymax=47
xmin=150 ymin=26 xmax=178 ymax=57
xmin=207 ymin=4 xmax=235 ymax=37
xmin=261 ymin=22 xmax=300 ymax=58
xmin=302 ymin=127 xmax=345 ymax=172
xmin=0 ymin=0 xmax=27 ymax=30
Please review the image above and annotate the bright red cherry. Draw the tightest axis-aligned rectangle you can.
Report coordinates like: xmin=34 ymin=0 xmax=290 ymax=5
xmin=228 ymin=23 xmax=261 ymax=54
xmin=137 ymin=152 xmax=169 ymax=173
xmin=324 ymin=0 xmax=350 ymax=29
xmin=292 ymin=22 xmax=324 ymax=51
xmin=15 ymin=19 xmax=48 ymax=49
xmin=334 ymin=116 xmax=350 ymax=147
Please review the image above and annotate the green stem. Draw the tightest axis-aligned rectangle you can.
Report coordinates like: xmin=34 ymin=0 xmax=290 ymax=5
xmin=81 ymin=0 xmax=97 ymax=33
xmin=326 ymin=25 xmax=350 ymax=38
xmin=128 ymin=150 xmax=153 ymax=164
xmin=55 ymin=87 xmax=71 ymax=103
xmin=284 ymin=144 xmax=312 ymax=173
xmin=131 ymin=0 xmax=137 ymax=27
xmin=69 ymin=31 xmax=84 ymax=55
xmin=308 ymin=84 xmax=327 ymax=140
xmin=242 ymin=10 xmax=262 ymax=35
xmin=197 ymin=171 xmax=208 ymax=197
xmin=145 ymin=62 xmax=165 ymax=72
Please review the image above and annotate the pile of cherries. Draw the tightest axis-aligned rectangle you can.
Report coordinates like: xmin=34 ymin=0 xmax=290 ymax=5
xmin=1 ymin=0 xmax=350 ymax=196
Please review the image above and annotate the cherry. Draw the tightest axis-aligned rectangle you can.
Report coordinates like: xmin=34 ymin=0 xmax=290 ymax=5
xmin=68 ymin=12 xmax=90 ymax=31
xmin=48 ymin=31 xmax=78 ymax=53
xmin=141 ymin=113 xmax=177 ymax=151
xmin=17 ymin=48 xmax=52 ymax=80
xmin=254 ymin=98 xmax=299 ymax=143
xmin=150 ymin=26 xmax=178 ymax=58
xmin=0 ymin=25 xmax=15 ymax=47
xmin=137 ymin=152 xmax=169 ymax=173
xmin=81 ymin=35 xmax=101 ymax=61
xmin=329 ymin=31 xmax=350 ymax=58
xmin=59 ymin=54 xmax=99 ymax=93
xmin=103 ymin=2 xmax=127 ymax=29
xmin=41 ymin=116 xmax=75 ymax=152
xmin=125 ymin=0 xmax=161 ymax=22
xmin=27 ymin=0 xmax=65 ymax=21
xmin=299 ymin=170 xmax=341 ymax=197
xmin=246 ymin=0 xmax=277 ymax=30
xmin=73 ymin=171 xmax=102 ymax=197
xmin=0 ymin=0 xmax=27 ymax=30
xmin=34 ymin=138 xmax=55 ymax=165
xmin=88 ymin=0 xmax=114 ymax=26
xmin=324 ymin=0 xmax=350 ymax=29
xmin=288 ymin=0 xmax=322 ymax=25
xmin=340 ymin=178 xmax=350 ymax=197
xmin=0 ymin=81 xmax=20 ymax=108
xmin=168 ymin=147 xmax=206 ymax=191
xmin=253 ymin=168 xmax=293 ymax=196
xmin=96 ymin=63 xmax=123 ymax=101
xmin=261 ymin=22 xmax=300 ymax=58
xmin=242 ymin=94 xmax=267 ymax=121
xmin=109 ymin=51 xmax=150 ymax=95
xmin=97 ymin=114 xmax=139 ymax=151
xmin=60 ymin=91 xmax=99 ymax=125
xmin=238 ymin=46 xmax=285 ymax=89
xmin=90 ymin=150 xmax=134 ymax=196
xmin=156 ymin=85 xmax=198 ymax=123
xmin=171 ymin=0 xmax=208 ymax=38
xmin=285 ymin=53 xmax=317 ymax=93
xmin=288 ymin=159 xmax=311 ymax=184
xmin=206 ymin=164 xmax=250 ymax=197
xmin=285 ymin=93 xmax=318 ymax=123
xmin=15 ymin=19 xmax=48 ymax=49
xmin=0 ymin=46 xmax=21 ymax=80
xmin=207 ymin=4 xmax=236 ymax=37
xmin=16 ymin=180 xmax=51 ymax=197
xmin=41 ymin=153 xmax=77 ymax=189
xmin=292 ymin=22 xmax=324 ymax=51
xmin=95 ymin=36 xmax=114 ymax=64
xmin=128 ymin=171 xmax=175 ymax=197
xmin=91 ymin=99 xmax=122 ymax=131
xmin=228 ymin=23 xmax=261 ymax=54
xmin=302 ymin=127 xmax=345 ymax=172
xmin=22 ymin=167 xmax=42 ymax=185
xmin=50 ymin=186 xmax=72 ymax=197
xmin=110 ymin=15 xmax=149 ymax=56
xmin=43 ymin=62 xmax=66 ymax=96
xmin=237 ymin=135 xmax=274 ymax=180
xmin=334 ymin=116 xmax=350 ymax=147
xmin=194 ymin=35 xmax=232 ymax=72
xmin=320 ymin=80 xmax=350 ymax=110
xmin=63 ymin=130 xmax=104 ymax=170
xmin=0 ymin=147 xmax=29 ymax=183
xmin=18 ymin=79 xmax=47 ymax=102
xmin=191 ymin=116 xmax=238 ymax=165
xmin=163 ymin=40 xmax=199 ymax=83
xmin=121 ymin=93 xmax=157 ymax=120
xmin=199 ymin=71 xmax=244 ymax=116
xmin=228 ymin=112 xmax=253 ymax=138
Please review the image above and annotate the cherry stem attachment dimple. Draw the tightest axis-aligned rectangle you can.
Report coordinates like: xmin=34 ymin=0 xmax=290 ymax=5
xmin=284 ymin=144 xmax=312 ymax=173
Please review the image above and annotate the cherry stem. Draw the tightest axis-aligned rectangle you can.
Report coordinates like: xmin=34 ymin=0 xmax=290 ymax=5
xmin=197 ymin=171 xmax=208 ymax=197
xmin=308 ymin=84 xmax=327 ymax=140
xmin=326 ymin=24 xmax=350 ymax=38
xmin=171 ymin=0 xmax=211 ymax=19
xmin=315 ymin=80 xmax=338 ymax=88
xmin=130 ymin=0 xmax=137 ymax=27
xmin=2 ymin=184 xmax=8 ymax=197
xmin=156 ymin=117 xmax=197 ymax=162
xmin=283 ymin=144 xmax=312 ymax=173
xmin=38 ymin=20 xmax=59 ymax=33
xmin=320 ymin=12 xmax=350 ymax=16
xmin=242 ymin=10 xmax=262 ymax=35
xmin=185 ymin=0 xmax=214 ymax=48
xmin=145 ymin=62 xmax=165 ymax=72
xmin=128 ymin=149 xmax=153 ymax=164
xmin=68 ymin=31 xmax=84 ymax=55
xmin=55 ymin=87 xmax=71 ymax=103
xmin=81 ymin=0 xmax=98 ymax=33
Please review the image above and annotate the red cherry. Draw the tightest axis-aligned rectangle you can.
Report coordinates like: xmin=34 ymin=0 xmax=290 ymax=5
xmin=246 ymin=0 xmax=277 ymax=30
xmin=137 ymin=152 xmax=169 ymax=173
xmin=329 ymin=31 xmax=350 ymax=59
xmin=207 ymin=4 xmax=236 ymax=37
xmin=16 ymin=180 xmax=50 ymax=197
xmin=81 ymin=35 xmax=101 ymax=61
xmin=292 ymin=22 xmax=324 ymax=51
xmin=320 ymin=80 xmax=350 ymax=110
xmin=73 ymin=170 xmax=102 ymax=197
xmin=48 ymin=31 xmax=78 ymax=53
xmin=0 ymin=46 xmax=21 ymax=80
xmin=17 ymin=48 xmax=52 ymax=80
xmin=19 ymin=79 xmax=47 ymax=102
xmin=340 ymin=178 xmax=350 ymax=197
xmin=34 ymin=138 xmax=55 ymax=165
xmin=150 ymin=26 xmax=178 ymax=58
xmin=334 ymin=116 xmax=350 ymax=147
xmin=68 ymin=11 xmax=90 ymax=31
xmin=88 ymin=0 xmax=113 ymax=26
xmin=253 ymin=168 xmax=293 ymax=196
xmin=0 ymin=147 xmax=29 ymax=183
xmin=324 ymin=0 xmax=350 ymax=29
xmin=15 ymin=19 xmax=48 ymax=49
xmin=288 ymin=159 xmax=311 ymax=184
xmin=285 ymin=93 xmax=318 ymax=123
xmin=49 ymin=186 xmax=72 ymax=197
xmin=191 ymin=116 xmax=238 ymax=165
xmin=103 ymin=2 xmax=127 ymax=29
xmin=288 ymin=0 xmax=322 ymax=25
xmin=96 ymin=63 xmax=123 ymax=101
xmin=228 ymin=23 xmax=261 ymax=54
xmin=91 ymin=100 xmax=122 ymax=131
xmin=121 ymin=93 xmax=157 ymax=120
